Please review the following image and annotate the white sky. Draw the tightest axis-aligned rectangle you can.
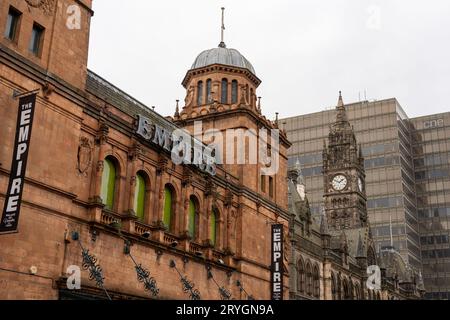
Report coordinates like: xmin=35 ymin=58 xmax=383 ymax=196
xmin=87 ymin=0 xmax=450 ymax=120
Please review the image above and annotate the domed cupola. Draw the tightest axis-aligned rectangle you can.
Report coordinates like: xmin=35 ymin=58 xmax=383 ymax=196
xmin=191 ymin=46 xmax=256 ymax=76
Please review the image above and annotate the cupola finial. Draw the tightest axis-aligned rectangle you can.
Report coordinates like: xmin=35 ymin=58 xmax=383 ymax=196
xmin=219 ymin=7 xmax=226 ymax=48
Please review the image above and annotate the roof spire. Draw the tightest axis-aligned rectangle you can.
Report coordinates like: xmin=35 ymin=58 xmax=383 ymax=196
xmin=335 ymin=91 xmax=348 ymax=122
xmin=219 ymin=7 xmax=226 ymax=48
xmin=337 ymin=90 xmax=344 ymax=108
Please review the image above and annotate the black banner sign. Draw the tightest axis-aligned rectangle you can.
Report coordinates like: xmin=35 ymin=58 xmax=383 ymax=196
xmin=0 ymin=93 xmax=37 ymax=234
xmin=271 ymin=224 xmax=283 ymax=300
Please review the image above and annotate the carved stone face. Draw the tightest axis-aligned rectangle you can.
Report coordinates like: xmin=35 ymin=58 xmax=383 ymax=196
xmin=332 ymin=175 xmax=347 ymax=191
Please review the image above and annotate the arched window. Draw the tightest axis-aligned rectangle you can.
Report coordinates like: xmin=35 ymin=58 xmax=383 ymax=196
xmin=134 ymin=172 xmax=146 ymax=221
xmin=348 ymin=280 xmax=354 ymax=300
xmin=355 ymin=284 xmax=361 ymax=300
xmin=188 ymin=196 xmax=200 ymax=241
xmin=163 ymin=185 xmax=175 ymax=232
xmin=331 ymin=273 xmax=337 ymax=300
xmin=313 ymin=265 xmax=320 ymax=298
xmin=100 ymin=156 xmax=116 ymax=210
xmin=197 ymin=81 xmax=203 ymax=106
xmin=231 ymin=80 xmax=238 ymax=104
xmin=343 ymin=279 xmax=349 ymax=300
xmin=368 ymin=247 xmax=376 ymax=266
xmin=206 ymin=79 xmax=212 ymax=103
xmin=337 ymin=277 xmax=342 ymax=300
xmin=306 ymin=263 xmax=312 ymax=295
xmin=221 ymin=78 xmax=228 ymax=104
xmin=210 ymin=208 xmax=218 ymax=247
xmin=297 ymin=259 xmax=305 ymax=293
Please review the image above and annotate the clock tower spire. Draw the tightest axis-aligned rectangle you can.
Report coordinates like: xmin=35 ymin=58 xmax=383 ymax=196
xmin=323 ymin=92 xmax=367 ymax=230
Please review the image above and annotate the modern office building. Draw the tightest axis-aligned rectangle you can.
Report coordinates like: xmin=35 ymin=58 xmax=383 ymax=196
xmin=411 ymin=113 xmax=450 ymax=299
xmin=282 ymin=98 xmax=450 ymax=299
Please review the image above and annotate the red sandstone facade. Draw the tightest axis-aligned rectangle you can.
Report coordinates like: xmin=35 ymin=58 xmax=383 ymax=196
xmin=0 ymin=1 xmax=291 ymax=299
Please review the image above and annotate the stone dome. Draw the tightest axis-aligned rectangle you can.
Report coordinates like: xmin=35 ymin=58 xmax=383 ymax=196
xmin=191 ymin=46 xmax=256 ymax=75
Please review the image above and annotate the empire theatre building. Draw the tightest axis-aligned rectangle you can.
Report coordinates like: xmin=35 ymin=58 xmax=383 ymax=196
xmin=0 ymin=1 xmax=291 ymax=299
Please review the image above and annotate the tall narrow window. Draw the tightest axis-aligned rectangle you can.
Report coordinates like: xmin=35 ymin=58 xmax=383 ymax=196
xmin=134 ymin=173 xmax=146 ymax=221
xmin=297 ymin=259 xmax=305 ymax=293
xmin=163 ymin=186 xmax=174 ymax=231
xmin=100 ymin=157 xmax=116 ymax=210
xmin=5 ymin=7 xmax=21 ymax=41
xmin=331 ymin=273 xmax=336 ymax=300
xmin=206 ymin=79 xmax=212 ymax=103
xmin=210 ymin=208 xmax=218 ymax=247
xmin=188 ymin=197 xmax=199 ymax=240
xmin=306 ymin=263 xmax=312 ymax=295
xmin=313 ymin=266 xmax=320 ymax=298
xmin=260 ymin=175 xmax=266 ymax=192
xmin=269 ymin=177 xmax=274 ymax=198
xmin=231 ymin=80 xmax=238 ymax=104
xmin=29 ymin=23 xmax=44 ymax=56
xmin=197 ymin=81 xmax=203 ymax=106
xmin=221 ymin=79 xmax=228 ymax=104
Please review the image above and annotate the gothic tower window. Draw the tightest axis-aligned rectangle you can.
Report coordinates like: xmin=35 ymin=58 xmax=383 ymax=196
xmin=297 ymin=258 xmax=305 ymax=293
xmin=313 ymin=265 xmax=320 ymax=298
xmin=206 ymin=79 xmax=212 ymax=103
xmin=306 ymin=262 xmax=312 ymax=295
xmin=221 ymin=78 xmax=228 ymax=104
xmin=331 ymin=273 xmax=337 ymax=300
xmin=188 ymin=196 xmax=200 ymax=241
xmin=134 ymin=172 xmax=147 ymax=221
xmin=163 ymin=184 xmax=176 ymax=232
xmin=231 ymin=80 xmax=238 ymax=104
xmin=100 ymin=156 xmax=117 ymax=211
xmin=197 ymin=81 xmax=203 ymax=106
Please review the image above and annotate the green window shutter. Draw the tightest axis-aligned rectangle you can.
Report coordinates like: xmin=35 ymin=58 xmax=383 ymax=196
xmin=134 ymin=174 xmax=145 ymax=221
xmin=188 ymin=199 xmax=196 ymax=238
xmin=163 ymin=187 xmax=172 ymax=229
xmin=100 ymin=158 xmax=116 ymax=210
xmin=210 ymin=210 xmax=217 ymax=246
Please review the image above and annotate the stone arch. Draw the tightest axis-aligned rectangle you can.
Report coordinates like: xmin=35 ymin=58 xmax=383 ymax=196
xmin=297 ymin=257 xmax=305 ymax=293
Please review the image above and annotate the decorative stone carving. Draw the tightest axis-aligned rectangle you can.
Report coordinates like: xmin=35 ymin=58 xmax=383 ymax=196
xmin=224 ymin=189 xmax=233 ymax=207
xmin=156 ymin=155 xmax=168 ymax=175
xmin=129 ymin=142 xmax=142 ymax=161
xmin=181 ymin=167 xmax=193 ymax=187
xmin=42 ymin=82 xmax=55 ymax=99
xmin=25 ymin=0 xmax=56 ymax=15
xmin=184 ymin=85 xmax=195 ymax=108
xmin=77 ymin=137 xmax=92 ymax=176
xmin=96 ymin=160 xmax=104 ymax=173
xmin=95 ymin=121 xmax=109 ymax=145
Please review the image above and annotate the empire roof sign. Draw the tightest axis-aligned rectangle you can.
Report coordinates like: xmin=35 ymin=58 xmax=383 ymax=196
xmin=136 ymin=114 xmax=216 ymax=176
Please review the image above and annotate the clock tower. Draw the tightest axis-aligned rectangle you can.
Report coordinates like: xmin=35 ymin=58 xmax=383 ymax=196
xmin=323 ymin=92 xmax=367 ymax=230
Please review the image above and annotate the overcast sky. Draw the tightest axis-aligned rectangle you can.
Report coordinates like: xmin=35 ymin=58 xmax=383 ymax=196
xmin=87 ymin=0 xmax=450 ymax=120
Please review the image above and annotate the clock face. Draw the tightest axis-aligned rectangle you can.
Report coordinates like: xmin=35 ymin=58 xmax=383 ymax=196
xmin=358 ymin=177 xmax=364 ymax=192
xmin=332 ymin=175 xmax=347 ymax=191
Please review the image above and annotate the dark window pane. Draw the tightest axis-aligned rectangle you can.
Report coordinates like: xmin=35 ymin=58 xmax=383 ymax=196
xmin=5 ymin=7 xmax=21 ymax=41
xmin=29 ymin=23 xmax=44 ymax=56
xmin=231 ymin=80 xmax=238 ymax=104
xmin=221 ymin=79 xmax=228 ymax=104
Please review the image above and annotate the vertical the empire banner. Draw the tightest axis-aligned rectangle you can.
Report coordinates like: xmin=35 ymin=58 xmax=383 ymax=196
xmin=0 ymin=93 xmax=37 ymax=234
xmin=271 ymin=224 xmax=283 ymax=300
